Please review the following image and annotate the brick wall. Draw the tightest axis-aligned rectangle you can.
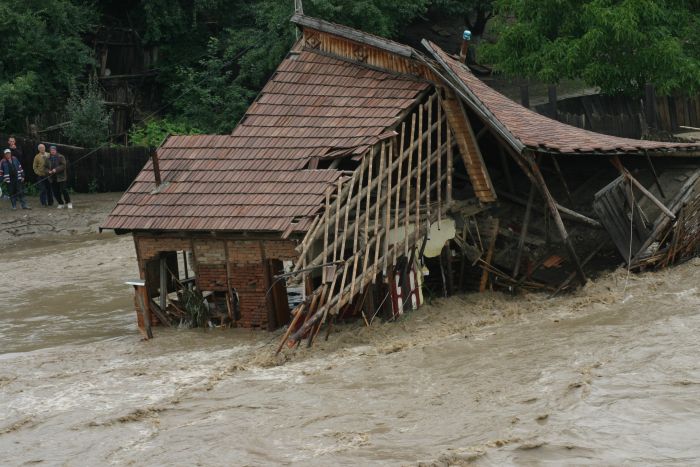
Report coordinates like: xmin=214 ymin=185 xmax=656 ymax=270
xmin=198 ymin=263 xmax=228 ymax=291
xmin=194 ymin=240 xmax=226 ymax=264
xmin=131 ymin=234 xmax=299 ymax=330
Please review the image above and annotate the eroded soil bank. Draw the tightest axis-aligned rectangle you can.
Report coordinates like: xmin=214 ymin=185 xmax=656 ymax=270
xmin=1 ymin=198 xmax=699 ymax=465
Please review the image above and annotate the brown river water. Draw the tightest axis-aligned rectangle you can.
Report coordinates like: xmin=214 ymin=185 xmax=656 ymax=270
xmin=1 ymin=232 xmax=699 ymax=466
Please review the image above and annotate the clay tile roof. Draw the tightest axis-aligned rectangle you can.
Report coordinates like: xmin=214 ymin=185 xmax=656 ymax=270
xmin=103 ymin=46 xmax=429 ymax=234
xmin=423 ymin=41 xmax=700 ymax=156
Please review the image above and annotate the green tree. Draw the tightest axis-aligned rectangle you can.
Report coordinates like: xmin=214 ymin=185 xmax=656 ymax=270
xmin=128 ymin=118 xmax=203 ymax=147
xmin=0 ymin=0 xmax=96 ymax=131
xmin=480 ymin=0 xmax=700 ymax=96
xmin=63 ymin=77 xmax=113 ymax=147
xmin=304 ymin=0 xmax=430 ymax=37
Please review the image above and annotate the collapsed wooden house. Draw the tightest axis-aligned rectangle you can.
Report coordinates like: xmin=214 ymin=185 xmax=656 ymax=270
xmin=102 ymin=15 xmax=700 ymax=346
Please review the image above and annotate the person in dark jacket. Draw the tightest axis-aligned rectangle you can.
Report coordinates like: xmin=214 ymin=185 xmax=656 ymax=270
xmin=8 ymin=136 xmax=24 ymax=167
xmin=46 ymin=145 xmax=72 ymax=209
xmin=1 ymin=148 xmax=29 ymax=210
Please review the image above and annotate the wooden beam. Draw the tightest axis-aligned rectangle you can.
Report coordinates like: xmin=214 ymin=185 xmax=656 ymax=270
xmin=414 ymin=102 xmax=424 ymax=250
xmin=404 ymin=113 xmax=416 ymax=258
xmin=513 ymin=182 xmax=536 ymax=278
xmin=292 ymin=14 xmax=414 ymax=57
xmin=479 ymin=218 xmax=499 ymax=292
xmin=440 ymin=88 xmax=496 ymax=202
xmin=550 ymin=155 xmax=573 ymax=204
xmin=350 ymin=153 xmax=367 ymax=299
xmin=499 ymin=191 xmax=602 ymax=228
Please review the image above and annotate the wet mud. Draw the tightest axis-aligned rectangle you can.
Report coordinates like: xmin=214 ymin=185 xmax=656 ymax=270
xmin=1 ymin=222 xmax=699 ymax=465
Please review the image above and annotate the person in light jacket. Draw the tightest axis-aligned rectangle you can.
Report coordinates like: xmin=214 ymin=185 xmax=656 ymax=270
xmin=33 ymin=143 xmax=53 ymax=206
xmin=45 ymin=145 xmax=72 ymax=209
xmin=1 ymin=148 xmax=30 ymax=210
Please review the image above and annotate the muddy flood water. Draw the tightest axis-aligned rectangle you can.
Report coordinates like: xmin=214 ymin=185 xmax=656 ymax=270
xmin=1 ymin=230 xmax=700 ymax=466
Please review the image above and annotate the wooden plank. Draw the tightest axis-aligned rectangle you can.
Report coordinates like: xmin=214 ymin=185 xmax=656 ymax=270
xmin=415 ymin=102 xmax=424 ymax=250
xmin=394 ymin=122 xmax=406 ymax=266
xmin=135 ymin=285 xmax=152 ymax=339
xmin=360 ymin=146 xmax=375 ymax=292
xmin=372 ymin=142 xmax=386 ymax=281
xmin=426 ymin=95 xmax=433 ymax=222
xmin=479 ymin=218 xmax=499 ymax=292
xmin=446 ymin=118 xmax=453 ymax=205
xmin=513 ymin=182 xmax=536 ymax=277
xmin=440 ymin=88 xmax=496 ymax=202
xmin=437 ymin=92 xmax=443 ymax=224
xmin=382 ymin=140 xmax=393 ymax=277
xmin=550 ymin=155 xmax=573 ymax=204
xmin=349 ymin=153 xmax=367 ymax=300
xmin=404 ymin=113 xmax=416 ymax=258
xmin=292 ymin=14 xmax=414 ymax=57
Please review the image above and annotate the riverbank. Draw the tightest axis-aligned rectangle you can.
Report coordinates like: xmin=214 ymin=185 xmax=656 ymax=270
xmin=0 ymin=192 xmax=125 ymax=244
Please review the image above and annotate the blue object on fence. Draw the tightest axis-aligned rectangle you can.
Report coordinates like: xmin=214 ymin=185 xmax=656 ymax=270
xmin=463 ymin=30 xmax=472 ymax=41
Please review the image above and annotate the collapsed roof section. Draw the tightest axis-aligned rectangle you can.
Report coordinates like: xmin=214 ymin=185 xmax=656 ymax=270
xmin=421 ymin=40 xmax=700 ymax=157
xmin=102 ymin=44 xmax=429 ymax=234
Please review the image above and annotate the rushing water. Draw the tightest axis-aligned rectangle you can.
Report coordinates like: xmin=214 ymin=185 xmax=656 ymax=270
xmin=1 ymin=233 xmax=699 ymax=465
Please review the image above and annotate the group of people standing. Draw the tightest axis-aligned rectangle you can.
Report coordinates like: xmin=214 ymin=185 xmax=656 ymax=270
xmin=0 ymin=136 xmax=72 ymax=210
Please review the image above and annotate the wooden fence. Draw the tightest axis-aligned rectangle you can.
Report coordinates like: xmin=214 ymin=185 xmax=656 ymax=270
xmin=533 ymin=93 xmax=700 ymax=139
xmin=2 ymin=135 xmax=150 ymax=193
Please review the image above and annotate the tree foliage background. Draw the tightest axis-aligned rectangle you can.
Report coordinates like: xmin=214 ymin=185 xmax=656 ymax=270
xmin=1 ymin=0 xmax=699 ymax=144
xmin=480 ymin=0 xmax=700 ymax=96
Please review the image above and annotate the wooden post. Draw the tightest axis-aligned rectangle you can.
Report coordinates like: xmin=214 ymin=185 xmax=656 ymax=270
xmin=437 ymin=94 xmax=443 ymax=225
xmin=548 ymin=85 xmax=558 ymax=120
xmin=439 ymin=243 xmax=448 ymax=298
xmin=372 ymin=143 xmax=386 ymax=279
xmin=426 ymin=97 xmax=433 ymax=222
xmin=361 ymin=147 xmax=375 ymax=292
xmin=134 ymin=285 xmax=152 ymax=339
xmin=394 ymin=122 xmax=406 ymax=266
xmin=645 ymin=152 xmax=666 ymax=198
xmin=323 ymin=187 xmax=331 ymax=265
xmin=520 ymin=83 xmax=530 ymax=108
xmin=349 ymin=153 xmax=366 ymax=299
xmin=644 ymin=83 xmax=657 ymax=131
xmin=404 ymin=113 xmax=416 ymax=258
xmin=446 ymin=123 xmax=453 ymax=205
xmin=159 ymin=255 xmax=167 ymax=311
xmin=414 ymin=103 xmax=424 ymax=250
xmin=459 ymin=224 xmax=468 ymax=290
xmin=513 ymin=181 xmax=536 ymax=278
xmin=332 ymin=179 xmax=343 ymax=263
xmin=151 ymin=147 xmax=162 ymax=187
xmin=530 ymin=161 xmax=586 ymax=284
xmin=499 ymin=146 xmax=515 ymax=194
xmin=382 ymin=141 xmax=393 ymax=277
xmin=550 ymin=155 xmax=573 ymax=204
xmin=479 ymin=218 xmax=500 ymax=292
